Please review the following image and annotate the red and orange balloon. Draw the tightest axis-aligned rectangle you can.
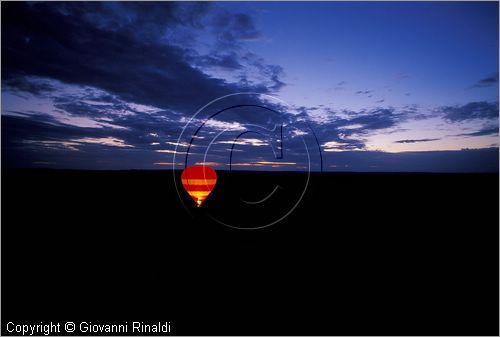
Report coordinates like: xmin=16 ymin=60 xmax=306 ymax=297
xmin=181 ymin=165 xmax=217 ymax=207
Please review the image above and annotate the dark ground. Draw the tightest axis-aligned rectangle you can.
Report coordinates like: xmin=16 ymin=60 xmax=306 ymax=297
xmin=2 ymin=169 xmax=499 ymax=335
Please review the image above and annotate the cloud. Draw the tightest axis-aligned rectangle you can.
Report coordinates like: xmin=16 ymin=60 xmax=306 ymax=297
xmin=322 ymin=140 xmax=365 ymax=152
xmin=296 ymin=106 xmax=406 ymax=152
xmin=2 ymin=2 xmax=281 ymax=117
xmin=212 ymin=12 xmax=261 ymax=43
xmin=54 ymin=2 xmax=211 ymax=43
xmin=230 ymin=161 xmax=296 ymax=167
xmin=155 ymin=149 xmax=188 ymax=154
xmin=472 ymin=73 xmax=499 ymax=88
xmin=344 ymin=108 xmax=400 ymax=130
xmin=204 ymin=120 xmax=246 ymax=131
xmin=217 ymin=138 xmax=269 ymax=147
xmin=2 ymin=2 xmax=497 ymax=172
xmin=72 ymin=137 xmax=133 ymax=148
xmin=394 ymin=138 xmax=440 ymax=144
xmin=1 ymin=2 xmax=292 ymax=169
xmin=22 ymin=139 xmax=81 ymax=152
xmin=3 ymin=76 xmax=56 ymax=95
xmin=356 ymin=90 xmax=372 ymax=95
xmin=456 ymin=126 xmax=499 ymax=137
xmin=441 ymin=101 xmax=499 ymax=122
xmin=394 ymin=72 xmax=410 ymax=81
xmin=196 ymin=52 xmax=242 ymax=70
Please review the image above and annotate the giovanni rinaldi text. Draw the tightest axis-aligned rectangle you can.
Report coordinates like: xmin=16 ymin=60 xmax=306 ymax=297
xmin=6 ymin=321 xmax=172 ymax=335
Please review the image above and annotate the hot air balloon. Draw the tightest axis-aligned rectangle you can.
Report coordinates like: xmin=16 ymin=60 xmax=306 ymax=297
xmin=181 ymin=165 xmax=217 ymax=207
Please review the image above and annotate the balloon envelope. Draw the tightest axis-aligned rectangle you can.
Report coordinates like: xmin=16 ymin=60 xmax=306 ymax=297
xmin=181 ymin=165 xmax=217 ymax=207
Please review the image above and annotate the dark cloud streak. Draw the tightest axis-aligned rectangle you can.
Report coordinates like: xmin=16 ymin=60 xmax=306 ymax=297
xmin=456 ymin=126 xmax=499 ymax=137
xmin=472 ymin=72 xmax=499 ymax=88
xmin=394 ymin=138 xmax=440 ymax=144
xmin=441 ymin=101 xmax=499 ymax=122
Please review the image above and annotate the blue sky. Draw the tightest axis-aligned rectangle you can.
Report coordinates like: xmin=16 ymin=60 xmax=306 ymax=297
xmin=249 ymin=2 xmax=498 ymax=106
xmin=2 ymin=1 xmax=498 ymax=171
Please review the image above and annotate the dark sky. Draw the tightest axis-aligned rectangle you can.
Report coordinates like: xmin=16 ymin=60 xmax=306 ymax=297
xmin=2 ymin=1 xmax=499 ymax=172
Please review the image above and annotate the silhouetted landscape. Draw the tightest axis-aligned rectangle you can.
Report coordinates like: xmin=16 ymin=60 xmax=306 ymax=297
xmin=2 ymin=169 xmax=498 ymax=335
